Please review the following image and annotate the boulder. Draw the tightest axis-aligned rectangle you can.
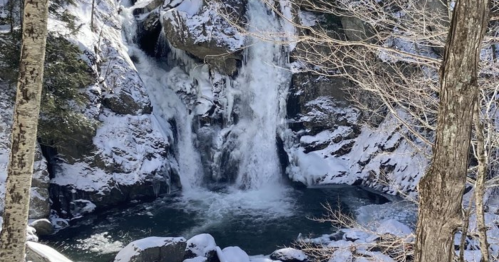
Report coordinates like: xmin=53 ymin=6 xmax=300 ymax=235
xmin=26 ymin=241 xmax=73 ymax=262
xmin=114 ymin=237 xmax=186 ymax=262
xmin=219 ymin=246 xmax=249 ymax=262
xmin=270 ymin=248 xmax=308 ymax=262
xmin=340 ymin=17 xmax=375 ymax=42
xmin=162 ymin=0 xmax=246 ymax=75
xmin=184 ymin=234 xmax=219 ymax=262
xmin=30 ymin=219 xmax=54 ymax=236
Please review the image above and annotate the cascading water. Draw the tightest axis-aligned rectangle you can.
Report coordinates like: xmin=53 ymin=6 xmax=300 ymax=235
xmin=230 ymin=0 xmax=291 ymax=189
xmin=121 ymin=4 xmax=205 ymax=191
xmin=122 ymin=0 xmax=290 ymax=191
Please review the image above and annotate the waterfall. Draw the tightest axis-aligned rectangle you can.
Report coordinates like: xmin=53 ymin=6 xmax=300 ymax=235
xmin=121 ymin=0 xmax=291 ymax=191
xmin=230 ymin=0 xmax=291 ymax=189
xmin=120 ymin=5 xmax=205 ymax=191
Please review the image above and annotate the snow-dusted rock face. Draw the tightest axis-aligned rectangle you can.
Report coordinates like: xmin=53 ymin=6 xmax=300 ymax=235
xmin=0 ymin=84 xmax=51 ymax=219
xmin=45 ymin=0 xmax=180 ymax=218
xmin=283 ymin=10 xmax=429 ymax=198
xmin=162 ymin=0 xmax=246 ymax=75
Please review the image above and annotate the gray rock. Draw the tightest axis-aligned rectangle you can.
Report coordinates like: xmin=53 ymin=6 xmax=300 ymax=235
xmin=30 ymin=219 xmax=54 ymax=236
xmin=340 ymin=17 xmax=375 ymax=42
xmin=114 ymin=237 xmax=186 ymax=262
xmin=162 ymin=1 xmax=246 ymax=75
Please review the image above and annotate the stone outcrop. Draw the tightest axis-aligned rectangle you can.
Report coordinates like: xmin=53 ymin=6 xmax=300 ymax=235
xmin=162 ymin=0 xmax=246 ymax=75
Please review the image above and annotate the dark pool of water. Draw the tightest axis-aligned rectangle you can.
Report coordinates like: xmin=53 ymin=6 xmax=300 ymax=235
xmin=41 ymin=185 xmax=389 ymax=262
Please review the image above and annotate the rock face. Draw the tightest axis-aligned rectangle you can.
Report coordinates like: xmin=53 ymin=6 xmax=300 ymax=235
xmin=0 ymin=84 xmax=51 ymax=219
xmin=162 ymin=0 xmax=246 ymax=75
xmin=114 ymin=237 xmax=187 ymax=262
xmin=45 ymin=0 xmax=182 ymax=218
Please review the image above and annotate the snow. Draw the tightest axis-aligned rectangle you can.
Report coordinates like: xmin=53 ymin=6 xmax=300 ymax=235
xmin=271 ymin=248 xmax=307 ymax=261
xmin=279 ymin=0 xmax=297 ymax=50
xmin=298 ymin=10 xmax=317 ymax=27
xmin=51 ymin=113 xmax=169 ymax=193
xmin=288 ymin=109 xmax=428 ymax=197
xmin=328 ymin=250 xmax=353 ymax=262
xmin=219 ymin=246 xmax=250 ymax=262
xmin=356 ymin=201 xmax=417 ymax=229
xmin=27 ymin=241 xmax=73 ymax=262
xmin=174 ymin=0 xmax=203 ymax=16
xmin=186 ymin=234 xmax=217 ymax=257
xmin=114 ymin=237 xmax=185 ymax=262
xmin=184 ymin=257 xmax=208 ymax=262
xmin=376 ymin=219 xmax=412 ymax=237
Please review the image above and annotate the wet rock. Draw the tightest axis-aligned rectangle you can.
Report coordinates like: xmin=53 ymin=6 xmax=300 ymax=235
xmin=114 ymin=237 xmax=186 ymax=262
xmin=137 ymin=10 xmax=162 ymax=56
xmin=29 ymin=219 xmax=54 ymax=236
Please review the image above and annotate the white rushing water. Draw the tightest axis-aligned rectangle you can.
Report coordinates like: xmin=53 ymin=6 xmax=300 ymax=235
xmin=231 ymin=0 xmax=291 ymax=189
xmin=121 ymin=0 xmax=290 ymax=193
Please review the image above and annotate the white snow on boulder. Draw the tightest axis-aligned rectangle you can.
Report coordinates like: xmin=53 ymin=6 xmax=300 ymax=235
xmin=186 ymin=233 xmax=217 ymax=257
xmin=217 ymin=246 xmax=250 ymax=262
xmin=26 ymin=241 xmax=73 ymax=262
xmin=270 ymin=247 xmax=307 ymax=262
xmin=328 ymin=250 xmax=353 ymax=262
xmin=183 ymin=257 xmax=207 ymax=262
xmin=376 ymin=219 xmax=412 ymax=237
xmin=114 ymin=237 xmax=186 ymax=262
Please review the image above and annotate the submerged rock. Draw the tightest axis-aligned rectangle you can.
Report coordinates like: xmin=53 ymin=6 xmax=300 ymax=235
xmin=114 ymin=237 xmax=187 ymax=262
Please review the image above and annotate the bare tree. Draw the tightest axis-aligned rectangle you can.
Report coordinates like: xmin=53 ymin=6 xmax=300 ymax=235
xmin=0 ymin=0 xmax=49 ymax=260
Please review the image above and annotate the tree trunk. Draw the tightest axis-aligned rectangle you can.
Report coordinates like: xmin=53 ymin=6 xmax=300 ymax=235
xmin=414 ymin=0 xmax=490 ymax=261
xmin=0 ymin=0 xmax=49 ymax=260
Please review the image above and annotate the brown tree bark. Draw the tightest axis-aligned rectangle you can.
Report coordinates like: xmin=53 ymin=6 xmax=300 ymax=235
xmin=414 ymin=0 xmax=490 ymax=261
xmin=0 ymin=0 xmax=49 ymax=260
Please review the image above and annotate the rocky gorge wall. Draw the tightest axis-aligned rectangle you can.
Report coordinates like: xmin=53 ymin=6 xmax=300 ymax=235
xmin=0 ymin=0 xmax=430 ymax=224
